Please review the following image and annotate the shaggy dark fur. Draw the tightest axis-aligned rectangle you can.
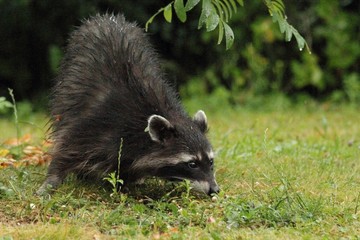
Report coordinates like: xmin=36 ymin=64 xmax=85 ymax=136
xmin=38 ymin=13 xmax=219 ymax=195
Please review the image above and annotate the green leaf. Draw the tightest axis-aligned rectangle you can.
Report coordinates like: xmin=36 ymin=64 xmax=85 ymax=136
xmin=293 ymin=29 xmax=306 ymax=51
xmin=0 ymin=97 xmax=13 ymax=111
xmin=164 ymin=3 xmax=173 ymax=23
xmin=206 ymin=11 xmax=220 ymax=32
xmin=217 ymin=20 xmax=224 ymax=44
xmin=270 ymin=9 xmax=310 ymax=52
xmin=285 ymin=25 xmax=293 ymax=41
xmin=185 ymin=0 xmax=200 ymax=11
xmin=236 ymin=0 xmax=244 ymax=6
xmin=272 ymin=0 xmax=285 ymax=16
xmin=228 ymin=0 xmax=238 ymax=12
xmin=223 ymin=21 xmax=234 ymax=49
xmin=198 ymin=0 xmax=212 ymax=29
xmin=217 ymin=0 xmax=230 ymax=22
xmin=265 ymin=0 xmax=285 ymax=17
xmin=174 ymin=0 xmax=187 ymax=22
xmin=273 ymin=12 xmax=286 ymax=33
xmin=222 ymin=0 xmax=234 ymax=17
xmin=198 ymin=11 xmax=206 ymax=29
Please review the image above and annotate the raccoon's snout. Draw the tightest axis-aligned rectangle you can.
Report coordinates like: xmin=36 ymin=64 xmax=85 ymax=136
xmin=191 ymin=180 xmax=220 ymax=196
xmin=208 ymin=184 xmax=220 ymax=195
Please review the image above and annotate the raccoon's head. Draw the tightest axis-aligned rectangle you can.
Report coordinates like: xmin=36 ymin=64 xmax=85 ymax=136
xmin=135 ymin=110 xmax=220 ymax=196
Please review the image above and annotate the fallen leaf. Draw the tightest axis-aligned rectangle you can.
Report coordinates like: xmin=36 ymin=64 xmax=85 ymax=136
xmin=0 ymin=149 xmax=10 ymax=157
xmin=23 ymin=145 xmax=43 ymax=155
xmin=3 ymin=134 xmax=32 ymax=146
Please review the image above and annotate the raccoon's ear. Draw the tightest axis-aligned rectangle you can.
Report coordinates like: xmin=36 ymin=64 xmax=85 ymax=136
xmin=147 ymin=115 xmax=175 ymax=143
xmin=193 ymin=110 xmax=208 ymax=133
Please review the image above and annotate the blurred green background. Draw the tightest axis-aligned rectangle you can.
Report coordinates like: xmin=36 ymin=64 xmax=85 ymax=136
xmin=0 ymin=0 xmax=359 ymax=111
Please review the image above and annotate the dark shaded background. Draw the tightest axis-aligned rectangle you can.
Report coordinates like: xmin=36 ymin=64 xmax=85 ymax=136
xmin=0 ymin=0 xmax=359 ymax=108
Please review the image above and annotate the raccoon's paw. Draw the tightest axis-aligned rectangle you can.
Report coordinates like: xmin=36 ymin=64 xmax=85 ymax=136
xmin=36 ymin=175 xmax=63 ymax=196
xmin=36 ymin=182 xmax=55 ymax=196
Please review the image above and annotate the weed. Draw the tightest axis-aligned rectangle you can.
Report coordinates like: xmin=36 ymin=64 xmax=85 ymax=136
xmin=0 ymin=96 xmax=13 ymax=114
xmin=7 ymin=89 xmax=18 ymax=128
xmin=7 ymin=89 xmax=20 ymax=155
xmin=103 ymin=138 xmax=124 ymax=200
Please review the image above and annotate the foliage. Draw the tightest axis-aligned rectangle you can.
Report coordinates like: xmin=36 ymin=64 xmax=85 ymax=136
xmin=146 ymin=0 xmax=308 ymax=50
xmin=0 ymin=97 xmax=12 ymax=114
xmin=265 ymin=0 xmax=309 ymax=52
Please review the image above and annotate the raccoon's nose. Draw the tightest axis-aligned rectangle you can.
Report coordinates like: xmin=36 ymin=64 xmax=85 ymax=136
xmin=208 ymin=184 xmax=220 ymax=195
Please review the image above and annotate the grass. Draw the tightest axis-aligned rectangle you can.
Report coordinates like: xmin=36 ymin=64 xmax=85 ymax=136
xmin=1 ymin=100 xmax=359 ymax=239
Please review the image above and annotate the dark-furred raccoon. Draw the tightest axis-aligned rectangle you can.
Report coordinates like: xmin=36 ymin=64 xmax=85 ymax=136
xmin=37 ymin=13 xmax=219 ymax=196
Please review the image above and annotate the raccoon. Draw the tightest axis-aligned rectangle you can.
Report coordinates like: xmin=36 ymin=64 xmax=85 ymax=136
xmin=37 ymin=13 xmax=219 ymax=196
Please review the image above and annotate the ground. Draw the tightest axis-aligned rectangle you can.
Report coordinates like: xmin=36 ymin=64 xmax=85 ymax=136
xmin=0 ymin=101 xmax=359 ymax=239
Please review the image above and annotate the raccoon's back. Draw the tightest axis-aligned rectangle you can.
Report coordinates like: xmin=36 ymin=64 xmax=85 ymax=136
xmin=51 ymin=13 xmax=183 ymax=132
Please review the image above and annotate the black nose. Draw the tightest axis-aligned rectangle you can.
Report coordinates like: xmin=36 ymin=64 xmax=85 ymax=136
xmin=208 ymin=185 xmax=220 ymax=195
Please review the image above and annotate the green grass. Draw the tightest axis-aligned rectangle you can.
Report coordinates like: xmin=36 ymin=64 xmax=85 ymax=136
xmin=1 ymin=102 xmax=359 ymax=239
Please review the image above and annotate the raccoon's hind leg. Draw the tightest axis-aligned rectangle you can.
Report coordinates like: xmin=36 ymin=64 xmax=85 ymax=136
xmin=36 ymin=158 xmax=68 ymax=196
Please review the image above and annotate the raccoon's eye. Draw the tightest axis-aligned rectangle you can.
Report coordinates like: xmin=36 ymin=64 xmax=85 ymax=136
xmin=188 ymin=161 xmax=198 ymax=169
xmin=209 ymin=158 xmax=214 ymax=166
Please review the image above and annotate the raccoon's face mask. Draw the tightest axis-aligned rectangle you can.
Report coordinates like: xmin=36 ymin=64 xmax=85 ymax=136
xmin=146 ymin=110 xmax=220 ymax=195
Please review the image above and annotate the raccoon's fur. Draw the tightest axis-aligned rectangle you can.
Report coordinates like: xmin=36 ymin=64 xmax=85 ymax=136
xmin=37 ymin=13 xmax=219 ymax=196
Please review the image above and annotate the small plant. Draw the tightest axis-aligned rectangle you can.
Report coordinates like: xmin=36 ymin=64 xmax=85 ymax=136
xmin=160 ymin=179 xmax=193 ymax=201
xmin=103 ymin=138 xmax=124 ymax=198
xmin=7 ymin=89 xmax=19 ymax=130
xmin=0 ymin=96 xmax=13 ymax=114
xmin=182 ymin=179 xmax=192 ymax=199
xmin=6 ymin=89 xmax=22 ymax=156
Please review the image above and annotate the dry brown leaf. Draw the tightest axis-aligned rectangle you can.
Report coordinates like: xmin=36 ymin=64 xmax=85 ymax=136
xmin=3 ymin=134 xmax=32 ymax=146
xmin=0 ymin=134 xmax=52 ymax=169
xmin=23 ymin=145 xmax=43 ymax=155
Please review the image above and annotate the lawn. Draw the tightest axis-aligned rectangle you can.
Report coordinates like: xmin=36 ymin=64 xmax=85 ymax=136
xmin=0 ymin=101 xmax=359 ymax=239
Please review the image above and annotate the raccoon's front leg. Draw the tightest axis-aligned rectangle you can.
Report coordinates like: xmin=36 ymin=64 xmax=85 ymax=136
xmin=119 ymin=179 xmax=144 ymax=194
xmin=36 ymin=159 xmax=67 ymax=195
